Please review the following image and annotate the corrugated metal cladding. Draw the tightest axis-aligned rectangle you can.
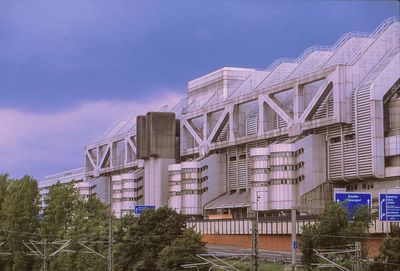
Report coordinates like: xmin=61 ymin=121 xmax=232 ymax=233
xmin=227 ymin=140 xmax=268 ymax=191
xmin=245 ymin=115 xmax=258 ymax=136
xmin=356 ymin=83 xmax=373 ymax=178
xmin=311 ymin=91 xmax=334 ymax=120
xmin=215 ymin=121 xmax=229 ymax=142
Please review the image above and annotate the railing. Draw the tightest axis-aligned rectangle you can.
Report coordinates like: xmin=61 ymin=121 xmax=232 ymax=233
xmin=187 ymin=218 xmax=400 ymax=235
xmin=349 ymin=16 xmax=399 ymax=65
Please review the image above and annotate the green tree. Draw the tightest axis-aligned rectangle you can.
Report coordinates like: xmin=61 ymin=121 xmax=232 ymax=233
xmin=156 ymin=228 xmax=206 ymax=271
xmin=42 ymin=183 xmax=109 ymax=271
xmin=114 ymin=207 xmax=187 ymax=271
xmin=41 ymin=182 xmax=83 ymax=237
xmin=300 ymin=203 xmax=372 ymax=270
xmin=0 ymin=175 xmax=41 ymax=271
xmin=370 ymin=224 xmax=400 ymax=271
xmin=0 ymin=174 xmax=9 ymax=212
xmin=0 ymin=174 xmax=10 ymax=270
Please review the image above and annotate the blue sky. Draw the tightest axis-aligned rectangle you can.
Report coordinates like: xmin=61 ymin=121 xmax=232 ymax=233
xmin=0 ymin=0 xmax=398 ymax=180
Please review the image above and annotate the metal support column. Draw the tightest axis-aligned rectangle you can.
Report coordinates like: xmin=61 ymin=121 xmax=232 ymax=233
xmin=291 ymin=209 xmax=297 ymax=271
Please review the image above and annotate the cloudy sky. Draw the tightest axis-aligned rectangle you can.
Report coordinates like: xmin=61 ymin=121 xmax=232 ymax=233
xmin=0 ymin=0 xmax=398 ymax=180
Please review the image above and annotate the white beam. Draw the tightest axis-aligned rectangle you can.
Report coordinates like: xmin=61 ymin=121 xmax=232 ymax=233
xmin=182 ymin=119 xmax=203 ymax=146
xmin=206 ymin=106 xmax=231 ymax=145
xmin=261 ymin=94 xmax=292 ymax=125
xmin=99 ymin=144 xmax=111 ymax=169
xmin=85 ymin=150 xmax=96 ymax=169
xmin=299 ymin=73 xmax=334 ymax=123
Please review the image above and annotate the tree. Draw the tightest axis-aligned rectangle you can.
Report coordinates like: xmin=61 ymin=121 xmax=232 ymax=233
xmin=370 ymin=224 xmax=400 ymax=271
xmin=41 ymin=183 xmax=109 ymax=271
xmin=0 ymin=174 xmax=9 ymax=212
xmin=156 ymin=228 xmax=206 ymax=271
xmin=0 ymin=174 xmax=10 ymax=270
xmin=300 ymin=203 xmax=372 ymax=270
xmin=0 ymin=175 xmax=41 ymax=271
xmin=114 ymin=207 xmax=187 ymax=271
xmin=41 ymin=182 xmax=83 ymax=237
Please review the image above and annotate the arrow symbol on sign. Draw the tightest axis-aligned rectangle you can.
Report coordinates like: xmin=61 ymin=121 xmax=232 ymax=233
xmin=381 ymin=198 xmax=386 ymax=220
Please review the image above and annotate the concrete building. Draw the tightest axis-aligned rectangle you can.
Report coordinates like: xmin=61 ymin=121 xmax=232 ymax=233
xmin=40 ymin=17 xmax=400 ymax=218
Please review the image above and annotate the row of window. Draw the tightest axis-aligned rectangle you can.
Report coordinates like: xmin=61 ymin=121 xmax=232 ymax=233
xmin=252 ymin=161 xmax=305 ymax=173
xmin=198 ymin=165 xmax=209 ymax=172
xmin=270 ymin=162 xmax=305 ymax=171
xmin=330 ymin=134 xmax=355 ymax=144
xmin=252 ymin=177 xmax=304 ymax=187
xmin=169 ymin=187 xmax=209 ymax=196
xmin=347 ymin=183 xmax=374 ymax=191
xmin=119 ymin=186 xmax=144 ymax=192
xmin=113 ymin=194 xmax=144 ymax=202
xmin=229 ymin=154 xmax=247 ymax=162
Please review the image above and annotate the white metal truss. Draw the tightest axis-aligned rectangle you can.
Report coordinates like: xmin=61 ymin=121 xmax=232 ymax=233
xmin=180 ymin=65 xmax=345 ymax=156
xmin=85 ymin=134 xmax=138 ymax=177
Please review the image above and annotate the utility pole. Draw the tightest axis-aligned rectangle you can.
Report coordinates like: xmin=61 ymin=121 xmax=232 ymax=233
xmin=354 ymin=241 xmax=361 ymax=271
xmin=23 ymin=239 xmax=70 ymax=271
xmin=252 ymin=193 xmax=260 ymax=271
xmin=108 ymin=177 xmax=113 ymax=271
xmin=251 ymin=219 xmax=259 ymax=271
xmin=43 ymin=238 xmax=47 ymax=271
xmin=291 ymin=208 xmax=297 ymax=271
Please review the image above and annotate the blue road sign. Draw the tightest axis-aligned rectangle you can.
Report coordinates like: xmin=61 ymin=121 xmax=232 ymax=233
xmin=134 ymin=205 xmax=155 ymax=215
xmin=379 ymin=193 xmax=400 ymax=222
xmin=334 ymin=192 xmax=371 ymax=220
xmin=293 ymin=240 xmax=298 ymax=250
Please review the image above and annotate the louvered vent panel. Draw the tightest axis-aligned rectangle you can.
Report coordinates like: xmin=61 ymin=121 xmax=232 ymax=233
xmin=327 ymin=92 xmax=334 ymax=117
xmin=315 ymin=127 xmax=328 ymax=135
xmin=274 ymin=113 xmax=287 ymax=129
xmin=312 ymin=91 xmax=334 ymax=120
xmin=246 ymin=115 xmax=258 ymax=136
xmin=247 ymin=142 xmax=257 ymax=188
xmin=216 ymin=122 xmax=229 ymax=142
xmin=256 ymin=140 xmax=268 ymax=147
xmin=356 ymin=83 xmax=373 ymax=177
xmin=237 ymin=146 xmax=247 ymax=189
xmin=328 ymin=125 xmax=342 ymax=180
xmin=228 ymin=147 xmax=237 ymax=191
xmin=343 ymin=140 xmax=357 ymax=178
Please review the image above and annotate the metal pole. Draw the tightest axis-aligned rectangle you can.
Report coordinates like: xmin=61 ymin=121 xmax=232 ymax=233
xmin=43 ymin=238 xmax=47 ymax=271
xmin=108 ymin=177 xmax=113 ymax=271
xmin=252 ymin=193 xmax=260 ymax=271
xmin=291 ymin=208 xmax=297 ymax=271
xmin=386 ymin=188 xmax=388 ymax=237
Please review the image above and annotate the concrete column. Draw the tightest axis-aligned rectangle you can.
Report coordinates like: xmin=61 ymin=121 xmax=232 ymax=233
xmin=293 ymin=83 xmax=304 ymax=121
xmin=258 ymin=98 xmax=265 ymax=136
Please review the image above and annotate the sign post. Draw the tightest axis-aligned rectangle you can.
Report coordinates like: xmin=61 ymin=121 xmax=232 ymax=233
xmin=334 ymin=192 xmax=372 ymax=220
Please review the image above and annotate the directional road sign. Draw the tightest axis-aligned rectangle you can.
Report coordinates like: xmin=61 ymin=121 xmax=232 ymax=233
xmin=334 ymin=192 xmax=371 ymax=220
xmin=379 ymin=193 xmax=400 ymax=222
xmin=293 ymin=240 xmax=298 ymax=250
xmin=134 ymin=205 xmax=155 ymax=215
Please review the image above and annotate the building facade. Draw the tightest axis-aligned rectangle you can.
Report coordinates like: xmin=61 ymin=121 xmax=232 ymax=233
xmin=40 ymin=17 xmax=400 ymax=218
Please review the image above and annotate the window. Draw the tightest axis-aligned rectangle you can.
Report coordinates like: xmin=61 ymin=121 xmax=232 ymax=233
xmin=229 ymin=156 xmax=237 ymax=162
xmin=344 ymin=134 xmax=355 ymax=141
xmin=330 ymin=136 xmax=341 ymax=144
xmin=239 ymin=154 xmax=246 ymax=160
